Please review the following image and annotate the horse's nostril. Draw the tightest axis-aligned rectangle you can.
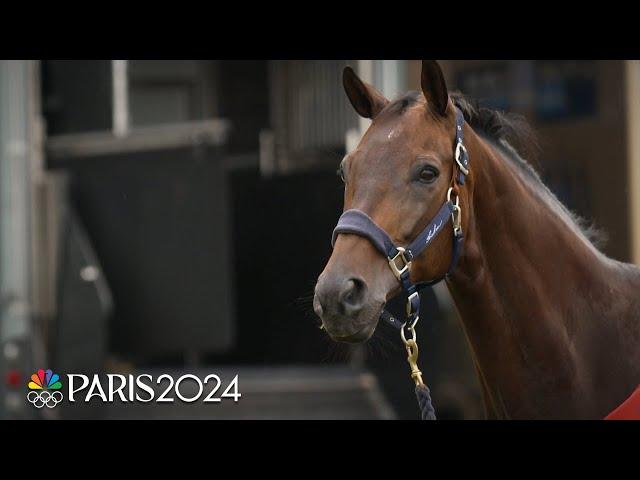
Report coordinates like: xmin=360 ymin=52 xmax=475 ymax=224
xmin=339 ymin=277 xmax=367 ymax=314
xmin=315 ymin=274 xmax=368 ymax=321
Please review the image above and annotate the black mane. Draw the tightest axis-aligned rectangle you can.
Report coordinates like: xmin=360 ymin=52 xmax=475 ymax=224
xmin=451 ymin=93 xmax=540 ymax=163
xmin=450 ymin=92 xmax=607 ymax=250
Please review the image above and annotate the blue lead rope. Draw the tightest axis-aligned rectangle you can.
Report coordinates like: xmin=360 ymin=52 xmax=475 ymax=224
xmin=416 ymin=384 xmax=437 ymax=420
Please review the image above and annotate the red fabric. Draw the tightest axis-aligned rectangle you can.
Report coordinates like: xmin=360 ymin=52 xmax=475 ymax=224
xmin=605 ymin=386 xmax=640 ymax=420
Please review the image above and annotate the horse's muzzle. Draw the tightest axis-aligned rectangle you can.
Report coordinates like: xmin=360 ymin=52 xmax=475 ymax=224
xmin=313 ymin=273 xmax=379 ymax=343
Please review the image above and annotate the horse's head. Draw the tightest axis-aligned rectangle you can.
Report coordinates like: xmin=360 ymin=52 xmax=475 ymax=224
xmin=314 ymin=60 xmax=470 ymax=343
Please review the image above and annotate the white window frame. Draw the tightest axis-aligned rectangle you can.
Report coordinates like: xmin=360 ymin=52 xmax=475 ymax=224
xmin=46 ymin=60 xmax=230 ymax=161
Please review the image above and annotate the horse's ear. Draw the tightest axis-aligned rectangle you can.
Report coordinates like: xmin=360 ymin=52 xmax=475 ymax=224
xmin=421 ymin=60 xmax=449 ymax=117
xmin=343 ymin=66 xmax=389 ymax=119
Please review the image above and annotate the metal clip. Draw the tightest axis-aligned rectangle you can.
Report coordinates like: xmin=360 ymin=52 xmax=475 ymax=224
xmin=404 ymin=338 xmax=424 ymax=387
xmin=388 ymin=247 xmax=411 ymax=281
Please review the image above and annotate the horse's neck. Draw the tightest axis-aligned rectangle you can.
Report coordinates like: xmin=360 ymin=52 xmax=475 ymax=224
xmin=446 ymin=132 xmax=640 ymax=419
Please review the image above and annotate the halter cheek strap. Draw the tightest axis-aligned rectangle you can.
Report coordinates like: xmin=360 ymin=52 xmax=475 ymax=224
xmin=331 ymin=105 xmax=469 ymax=333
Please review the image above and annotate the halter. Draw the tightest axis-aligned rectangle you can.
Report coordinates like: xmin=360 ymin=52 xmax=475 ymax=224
xmin=330 ymin=105 xmax=470 ymax=417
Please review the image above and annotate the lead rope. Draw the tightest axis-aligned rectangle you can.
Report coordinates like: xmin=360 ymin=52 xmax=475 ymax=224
xmin=379 ymin=310 xmax=436 ymax=419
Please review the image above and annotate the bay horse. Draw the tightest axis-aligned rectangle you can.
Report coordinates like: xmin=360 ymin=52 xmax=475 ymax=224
xmin=313 ymin=60 xmax=640 ymax=419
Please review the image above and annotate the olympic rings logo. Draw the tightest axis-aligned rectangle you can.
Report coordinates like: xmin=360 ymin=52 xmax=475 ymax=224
xmin=27 ymin=390 xmax=64 ymax=409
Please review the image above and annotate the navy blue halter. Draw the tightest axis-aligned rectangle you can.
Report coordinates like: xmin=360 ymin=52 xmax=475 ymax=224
xmin=331 ymin=105 xmax=469 ymax=332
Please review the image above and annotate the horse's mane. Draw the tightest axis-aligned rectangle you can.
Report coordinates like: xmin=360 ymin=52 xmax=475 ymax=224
xmin=451 ymin=93 xmax=539 ymax=162
xmin=450 ymin=92 xmax=608 ymax=250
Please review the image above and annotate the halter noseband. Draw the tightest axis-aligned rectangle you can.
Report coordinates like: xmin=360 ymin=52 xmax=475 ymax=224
xmin=331 ymin=105 xmax=470 ymax=337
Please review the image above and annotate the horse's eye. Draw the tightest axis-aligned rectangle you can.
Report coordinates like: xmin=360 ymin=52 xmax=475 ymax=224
xmin=418 ymin=166 xmax=439 ymax=183
xmin=337 ymin=165 xmax=346 ymax=183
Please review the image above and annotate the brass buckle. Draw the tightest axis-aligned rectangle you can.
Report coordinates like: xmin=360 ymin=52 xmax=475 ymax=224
xmin=388 ymin=247 xmax=411 ymax=281
xmin=406 ymin=291 xmax=419 ymax=316
xmin=455 ymin=142 xmax=469 ymax=176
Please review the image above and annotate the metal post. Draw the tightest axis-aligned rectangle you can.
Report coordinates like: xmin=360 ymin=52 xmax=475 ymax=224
xmin=625 ymin=60 xmax=640 ymax=265
xmin=0 ymin=61 xmax=32 ymax=340
xmin=112 ymin=60 xmax=129 ymax=137
xmin=0 ymin=60 xmax=36 ymax=418
xmin=376 ymin=60 xmax=407 ymax=100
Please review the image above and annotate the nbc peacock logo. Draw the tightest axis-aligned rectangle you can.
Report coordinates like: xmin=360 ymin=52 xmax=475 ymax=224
xmin=27 ymin=369 xmax=64 ymax=409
